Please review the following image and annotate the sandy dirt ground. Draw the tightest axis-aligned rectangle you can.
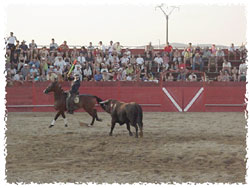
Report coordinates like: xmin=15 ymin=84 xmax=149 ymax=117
xmin=5 ymin=112 xmax=246 ymax=184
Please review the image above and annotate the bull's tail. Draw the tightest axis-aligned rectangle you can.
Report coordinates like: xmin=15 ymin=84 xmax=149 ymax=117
xmin=94 ymin=96 xmax=105 ymax=110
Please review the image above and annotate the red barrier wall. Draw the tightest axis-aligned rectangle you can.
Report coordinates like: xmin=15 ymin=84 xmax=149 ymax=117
xmin=6 ymin=81 xmax=246 ymax=112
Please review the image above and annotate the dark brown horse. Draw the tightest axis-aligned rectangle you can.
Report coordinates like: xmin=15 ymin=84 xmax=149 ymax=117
xmin=43 ymin=81 xmax=103 ymax=128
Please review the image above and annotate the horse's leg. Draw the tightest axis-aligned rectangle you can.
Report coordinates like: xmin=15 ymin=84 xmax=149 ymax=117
xmin=109 ymin=119 xmax=116 ymax=136
xmin=49 ymin=111 xmax=61 ymax=128
xmin=61 ymin=111 xmax=68 ymax=127
xmin=126 ymin=122 xmax=133 ymax=136
xmin=95 ymin=109 xmax=102 ymax=122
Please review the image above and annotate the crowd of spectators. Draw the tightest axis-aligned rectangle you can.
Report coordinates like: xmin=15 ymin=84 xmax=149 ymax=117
xmin=5 ymin=32 xmax=248 ymax=86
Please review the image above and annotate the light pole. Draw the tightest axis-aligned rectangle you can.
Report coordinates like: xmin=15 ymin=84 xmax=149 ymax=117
xmin=155 ymin=4 xmax=179 ymax=45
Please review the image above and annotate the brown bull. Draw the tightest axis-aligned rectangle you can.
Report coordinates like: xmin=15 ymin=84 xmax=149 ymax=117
xmin=100 ymin=99 xmax=143 ymax=138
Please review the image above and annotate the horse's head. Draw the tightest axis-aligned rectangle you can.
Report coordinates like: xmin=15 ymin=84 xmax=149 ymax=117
xmin=43 ymin=81 xmax=59 ymax=94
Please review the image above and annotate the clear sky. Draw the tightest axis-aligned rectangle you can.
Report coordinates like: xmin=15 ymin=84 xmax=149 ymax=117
xmin=2 ymin=0 xmax=248 ymax=47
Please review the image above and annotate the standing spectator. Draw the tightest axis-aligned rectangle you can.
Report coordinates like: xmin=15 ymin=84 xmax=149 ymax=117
xmin=222 ymin=59 xmax=232 ymax=73
xmin=39 ymin=46 xmax=49 ymax=59
xmin=50 ymin=38 xmax=58 ymax=52
xmin=124 ymin=48 xmax=131 ymax=58
xmin=29 ymin=39 xmax=37 ymax=51
xmin=239 ymin=42 xmax=247 ymax=60
xmin=71 ymin=47 xmax=79 ymax=57
xmin=144 ymin=52 xmax=152 ymax=72
xmin=7 ymin=32 xmax=17 ymax=52
xmin=215 ymin=48 xmax=225 ymax=66
xmin=202 ymin=47 xmax=211 ymax=66
xmin=108 ymin=41 xmax=114 ymax=55
xmin=145 ymin=42 xmax=154 ymax=57
xmin=192 ymin=53 xmax=203 ymax=71
xmin=87 ymin=42 xmax=95 ymax=51
xmin=154 ymin=53 xmax=163 ymax=72
xmin=183 ymin=48 xmax=193 ymax=66
xmin=228 ymin=43 xmax=237 ymax=60
xmin=162 ymin=53 xmax=170 ymax=71
xmin=164 ymin=42 xmax=173 ymax=60
xmin=98 ymin=41 xmax=106 ymax=55
xmin=208 ymin=54 xmax=218 ymax=72
xmin=211 ymin=44 xmax=217 ymax=55
xmin=114 ymin=42 xmax=122 ymax=56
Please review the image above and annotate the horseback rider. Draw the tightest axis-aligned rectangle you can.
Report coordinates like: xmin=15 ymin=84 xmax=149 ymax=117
xmin=66 ymin=73 xmax=81 ymax=114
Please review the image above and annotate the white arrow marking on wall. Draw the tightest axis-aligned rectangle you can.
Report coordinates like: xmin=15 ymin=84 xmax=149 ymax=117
xmin=162 ymin=87 xmax=204 ymax=112
xmin=162 ymin=87 xmax=182 ymax=112
xmin=183 ymin=87 xmax=204 ymax=112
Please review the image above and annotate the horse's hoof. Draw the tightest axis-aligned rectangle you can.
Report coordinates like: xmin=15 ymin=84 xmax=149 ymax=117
xmin=87 ymin=124 xmax=92 ymax=127
xmin=49 ymin=125 xmax=54 ymax=128
xmin=129 ymin=132 xmax=133 ymax=136
xmin=97 ymin=118 xmax=102 ymax=122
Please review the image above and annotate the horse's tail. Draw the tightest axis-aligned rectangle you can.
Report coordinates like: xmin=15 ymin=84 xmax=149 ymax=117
xmin=94 ymin=96 xmax=105 ymax=110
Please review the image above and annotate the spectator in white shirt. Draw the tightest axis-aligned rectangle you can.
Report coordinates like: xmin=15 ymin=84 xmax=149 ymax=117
xmin=120 ymin=54 xmax=130 ymax=66
xmin=7 ymin=32 xmax=17 ymax=50
xmin=77 ymin=53 xmax=86 ymax=66
xmin=124 ymin=48 xmax=131 ymax=58
xmin=136 ymin=54 xmax=144 ymax=66
xmin=154 ymin=53 xmax=163 ymax=72
xmin=74 ymin=65 xmax=83 ymax=81
xmin=54 ymin=56 xmax=66 ymax=71
xmin=222 ymin=59 xmax=232 ymax=73
xmin=83 ymin=64 xmax=92 ymax=81
xmin=238 ymin=61 xmax=247 ymax=81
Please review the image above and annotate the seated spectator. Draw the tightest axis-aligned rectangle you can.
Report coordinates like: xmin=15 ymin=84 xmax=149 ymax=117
xmin=54 ymin=66 xmax=63 ymax=81
xmin=73 ymin=65 xmax=83 ymax=81
xmin=188 ymin=72 xmax=198 ymax=82
xmin=83 ymin=64 xmax=93 ymax=81
xmin=79 ymin=46 xmax=87 ymax=56
xmin=228 ymin=43 xmax=237 ymax=60
xmin=173 ymin=48 xmax=182 ymax=63
xmin=208 ymin=54 xmax=218 ymax=72
xmin=10 ymin=65 xmax=17 ymax=77
xmin=54 ymin=56 xmax=66 ymax=71
xmin=120 ymin=54 xmax=129 ymax=66
xmin=215 ymin=48 xmax=225 ymax=65
xmin=231 ymin=66 xmax=238 ymax=82
xmin=14 ymin=40 xmax=21 ymax=55
xmin=221 ymin=70 xmax=231 ymax=82
xmin=47 ymin=66 xmax=58 ymax=82
xmin=13 ymin=71 xmax=24 ymax=84
xmin=29 ymin=39 xmax=37 ymax=51
xmin=134 ymin=65 xmax=141 ymax=81
xmin=18 ymin=53 xmax=26 ymax=71
xmin=29 ymin=57 xmax=40 ymax=69
xmin=154 ymin=53 xmax=163 ymax=72
xmin=177 ymin=67 xmax=187 ymax=81
xmin=162 ymin=52 xmax=170 ymax=71
xmin=39 ymin=46 xmax=49 ymax=59
xmin=59 ymin=41 xmax=69 ymax=53
xmin=217 ymin=70 xmax=224 ymax=82
xmin=136 ymin=54 xmax=144 ymax=67
xmin=10 ymin=52 xmax=19 ymax=70
xmin=126 ymin=73 xmax=133 ymax=81
xmin=148 ymin=73 xmax=158 ymax=83
xmin=222 ymin=59 xmax=232 ymax=73
xmin=21 ymin=64 xmax=30 ymax=80
xmin=77 ymin=52 xmax=86 ymax=66
xmin=167 ymin=72 xmax=174 ymax=81
xmin=126 ymin=64 xmax=134 ymax=76
xmin=50 ymin=38 xmax=58 ymax=52
xmin=164 ymin=42 xmax=173 ymax=60
xmin=124 ymin=48 xmax=131 ymax=58
xmin=192 ymin=53 xmax=203 ymax=71
xmin=86 ymin=52 xmax=94 ymax=64
xmin=30 ymin=64 xmax=39 ymax=77
xmin=94 ymin=70 xmax=102 ymax=81
xmin=95 ymin=53 xmax=103 ymax=64
xmin=6 ymin=70 xmax=13 ymax=86
xmin=169 ymin=61 xmax=179 ymax=72
xmin=238 ymin=61 xmax=247 ymax=81
xmin=25 ymin=72 xmax=33 ymax=82
xmin=19 ymin=40 xmax=28 ymax=53
xmin=101 ymin=70 xmax=110 ymax=81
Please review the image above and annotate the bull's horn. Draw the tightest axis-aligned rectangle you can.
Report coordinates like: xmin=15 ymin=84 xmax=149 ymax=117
xmin=99 ymin=100 xmax=109 ymax=104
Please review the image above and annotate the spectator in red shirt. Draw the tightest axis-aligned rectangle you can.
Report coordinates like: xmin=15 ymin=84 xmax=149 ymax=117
xmin=164 ymin=42 xmax=173 ymax=60
xmin=59 ymin=41 xmax=69 ymax=54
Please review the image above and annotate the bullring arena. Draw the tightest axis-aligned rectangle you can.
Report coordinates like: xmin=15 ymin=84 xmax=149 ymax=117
xmin=5 ymin=81 xmax=247 ymax=183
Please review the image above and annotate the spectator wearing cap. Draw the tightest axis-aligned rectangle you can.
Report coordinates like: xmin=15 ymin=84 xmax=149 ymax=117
xmin=21 ymin=64 xmax=30 ymax=80
xmin=54 ymin=56 xmax=66 ymax=72
xmin=49 ymin=38 xmax=58 ymax=52
xmin=19 ymin=40 xmax=28 ymax=52
xmin=101 ymin=70 xmax=110 ymax=81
